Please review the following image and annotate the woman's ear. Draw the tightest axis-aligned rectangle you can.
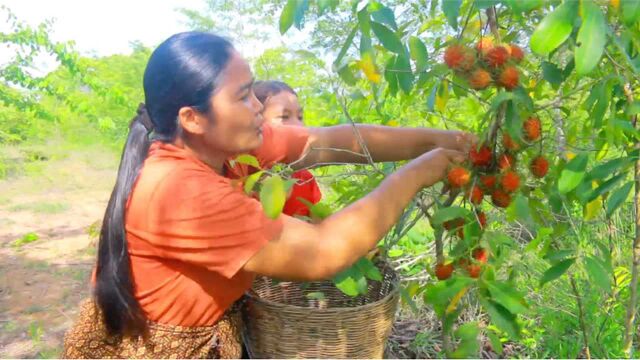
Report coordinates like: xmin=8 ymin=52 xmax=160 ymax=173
xmin=177 ymin=107 xmax=207 ymax=135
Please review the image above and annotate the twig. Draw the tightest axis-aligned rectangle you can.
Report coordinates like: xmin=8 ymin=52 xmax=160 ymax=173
xmin=623 ymin=82 xmax=640 ymax=358
xmin=485 ymin=7 xmax=500 ymax=40
xmin=570 ymin=275 xmax=592 ymax=359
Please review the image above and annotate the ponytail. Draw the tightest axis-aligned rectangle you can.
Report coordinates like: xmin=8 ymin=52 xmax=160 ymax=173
xmin=95 ymin=104 xmax=152 ymax=335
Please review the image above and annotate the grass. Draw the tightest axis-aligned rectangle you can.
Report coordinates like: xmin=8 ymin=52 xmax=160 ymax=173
xmin=9 ymin=202 xmax=70 ymax=214
xmin=12 ymin=232 xmax=39 ymax=247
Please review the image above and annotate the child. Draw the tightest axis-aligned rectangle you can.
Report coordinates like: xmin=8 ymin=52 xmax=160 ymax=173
xmin=253 ymin=80 xmax=322 ymax=218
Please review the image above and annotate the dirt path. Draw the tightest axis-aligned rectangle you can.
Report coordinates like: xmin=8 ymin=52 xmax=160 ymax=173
xmin=0 ymin=146 xmax=117 ymax=358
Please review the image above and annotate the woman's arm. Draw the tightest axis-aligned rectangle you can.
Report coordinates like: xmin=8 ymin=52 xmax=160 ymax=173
xmin=292 ymin=125 xmax=476 ymax=170
xmin=244 ymin=147 xmax=465 ymax=281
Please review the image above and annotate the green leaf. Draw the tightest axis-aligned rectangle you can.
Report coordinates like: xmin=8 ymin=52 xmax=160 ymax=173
xmin=431 ymin=206 xmax=472 ymax=226
xmin=298 ymin=199 xmax=334 ymax=219
xmin=235 ymin=154 xmax=260 ymax=168
xmin=424 ymin=277 xmax=473 ymax=309
xmin=541 ymin=61 xmax=563 ymax=86
xmin=525 ymin=227 xmax=553 ymax=252
xmin=450 ymin=322 xmax=480 ymax=358
xmin=442 ymin=0 xmax=462 ymax=30
xmin=306 ymin=292 xmax=326 ymax=300
xmin=333 ymin=25 xmax=358 ymax=68
xmin=585 ymin=256 xmax=612 ymax=293
xmin=474 ymin=0 xmax=499 ymax=10
xmin=360 ymin=32 xmax=373 ymax=55
xmin=480 ymin=298 xmax=520 ymax=339
xmin=357 ymin=8 xmax=371 ymax=36
xmin=427 ymin=82 xmax=437 ymax=111
xmin=369 ymin=3 xmax=398 ymax=30
xmin=385 ymin=56 xmax=400 ymax=96
xmin=487 ymin=281 xmax=528 ymax=314
xmin=589 ymin=157 xmax=630 ymax=180
xmin=503 ymin=0 xmax=542 ymax=13
xmin=504 ymin=100 xmax=523 ymax=142
xmin=355 ymin=257 xmax=383 ymax=281
xmin=606 ymin=181 xmax=633 ymax=217
xmin=621 ymin=0 xmax=640 ymax=26
xmin=487 ymin=329 xmax=503 ymax=355
xmin=395 ymin=54 xmax=414 ymax=93
xmin=317 ymin=0 xmax=338 ymax=15
xmin=370 ymin=21 xmax=404 ymax=54
xmin=409 ymin=36 xmax=429 ymax=73
xmin=333 ymin=267 xmax=364 ymax=296
xmin=558 ymin=153 xmax=589 ymax=194
xmin=588 ymin=173 xmax=626 ymax=202
xmin=506 ymin=194 xmax=533 ymax=226
xmin=293 ymin=0 xmax=309 ymax=30
xmin=337 ymin=64 xmax=358 ymax=86
xmin=259 ymin=175 xmax=286 ymax=219
xmin=489 ymin=92 xmax=515 ymax=113
xmin=334 ymin=275 xmax=359 ymax=296
xmin=530 ymin=1 xmax=576 ymax=55
xmin=540 ymin=258 xmax=575 ymax=287
xmin=279 ymin=0 xmax=297 ymax=35
xmin=243 ymin=170 xmax=264 ymax=195
xmin=544 ymin=249 xmax=575 ymax=263
xmin=575 ymin=1 xmax=607 ymax=75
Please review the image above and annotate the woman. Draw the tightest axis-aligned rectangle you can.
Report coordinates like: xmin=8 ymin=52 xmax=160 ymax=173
xmin=63 ymin=31 xmax=474 ymax=358
xmin=253 ymin=80 xmax=321 ymax=218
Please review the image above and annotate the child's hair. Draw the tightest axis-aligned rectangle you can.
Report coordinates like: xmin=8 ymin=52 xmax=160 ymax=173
xmin=253 ymin=80 xmax=297 ymax=104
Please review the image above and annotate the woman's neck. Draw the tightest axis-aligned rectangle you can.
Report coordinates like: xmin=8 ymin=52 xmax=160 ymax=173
xmin=172 ymin=137 xmax=228 ymax=175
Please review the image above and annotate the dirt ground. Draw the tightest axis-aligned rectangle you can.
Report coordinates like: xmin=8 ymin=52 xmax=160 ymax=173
xmin=0 ymin=146 xmax=118 ymax=358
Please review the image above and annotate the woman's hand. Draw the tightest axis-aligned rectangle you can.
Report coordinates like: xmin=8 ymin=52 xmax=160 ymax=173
xmin=414 ymin=147 xmax=466 ymax=187
xmin=434 ymin=130 xmax=478 ymax=154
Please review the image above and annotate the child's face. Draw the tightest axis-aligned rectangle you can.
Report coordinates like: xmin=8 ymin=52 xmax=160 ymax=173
xmin=262 ymin=91 xmax=304 ymax=127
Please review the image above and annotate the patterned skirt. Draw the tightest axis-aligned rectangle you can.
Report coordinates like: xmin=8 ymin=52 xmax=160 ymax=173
xmin=62 ymin=299 xmax=243 ymax=359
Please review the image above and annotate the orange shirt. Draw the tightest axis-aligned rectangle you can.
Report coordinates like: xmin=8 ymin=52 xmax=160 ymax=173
xmin=124 ymin=123 xmax=309 ymax=327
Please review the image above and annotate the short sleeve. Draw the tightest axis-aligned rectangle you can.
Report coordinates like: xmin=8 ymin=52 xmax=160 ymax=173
xmin=252 ymin=123 xmax=310 ymax=168
xmin=126 ymin=165 xmax=284 ymax=279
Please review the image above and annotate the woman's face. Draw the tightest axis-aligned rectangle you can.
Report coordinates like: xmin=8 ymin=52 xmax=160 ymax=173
xmin=198 ymin=51 xmax=265 ymax=156
xmin=262 ymin=91 xmax=304 ymax=127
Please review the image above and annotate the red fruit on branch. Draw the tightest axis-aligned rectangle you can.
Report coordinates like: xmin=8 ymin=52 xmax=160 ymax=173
xmin=470 ymin=144 xmax=492 ymax=167
xmin=498 ymin=153 xmax=516 ymax=171
xmin=530 ymin=156 xmax=549 ymax=178
xmin=524 ymin=117 xmax=541 ymax=142
xmin=509 ymin=44 xmax=525 ymax=63
xmin=473 ymin=247 xmax=489 ymax=264
xmin=502 ymin=133 xmax=521 ymax=151
xmin=500 ymin=171 xmax=520 ymax=193
xmin=435 ymin=262 xmax=454 ymax=280
xmin=486 ymin=46 xmax=510 ymax=68
xmin=444 ymin=45 xmax=475 ymax=71
xmin=476 ymin=211 xmax=487 ymax=229
xmin=480 ymin=174 xmax=497 ymax=190
xmin=492 ymin=189 xmax=512 ymax=208
xmin=467 ymin=185 xmax=484 ymax=205
xmin=447 ymin=166 xmax=471 ymax=188
xmin=469 ymin=68 xmax=492 ymax=90
xmin=498 ymin=66 xmax=519 ymax=90
xmin=444 ymin=217 xmax=465 ymax=230
xmin=466 ymin=264 xmax=482 ymax=278
xmin=476 ymin=37 xmax=494 ymax=56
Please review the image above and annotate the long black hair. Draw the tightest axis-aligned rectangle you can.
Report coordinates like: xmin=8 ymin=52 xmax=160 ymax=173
xmin=95 ymin=32 xmax=234 ymax=336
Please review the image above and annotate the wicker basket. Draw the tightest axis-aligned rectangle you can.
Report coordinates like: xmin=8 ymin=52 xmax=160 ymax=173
xmin=242 ymin=262 xmax=400 ymax=358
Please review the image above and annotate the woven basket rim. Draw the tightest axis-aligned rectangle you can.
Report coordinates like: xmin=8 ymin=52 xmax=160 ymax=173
xmin=245 ymin=266 xmax=400 ymax=313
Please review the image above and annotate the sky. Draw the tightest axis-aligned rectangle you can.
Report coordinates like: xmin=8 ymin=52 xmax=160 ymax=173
xmin=0 ymin=0 xmax=298 ymax=73
xmin=1 ymin=0 xmax=205 ymax=55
